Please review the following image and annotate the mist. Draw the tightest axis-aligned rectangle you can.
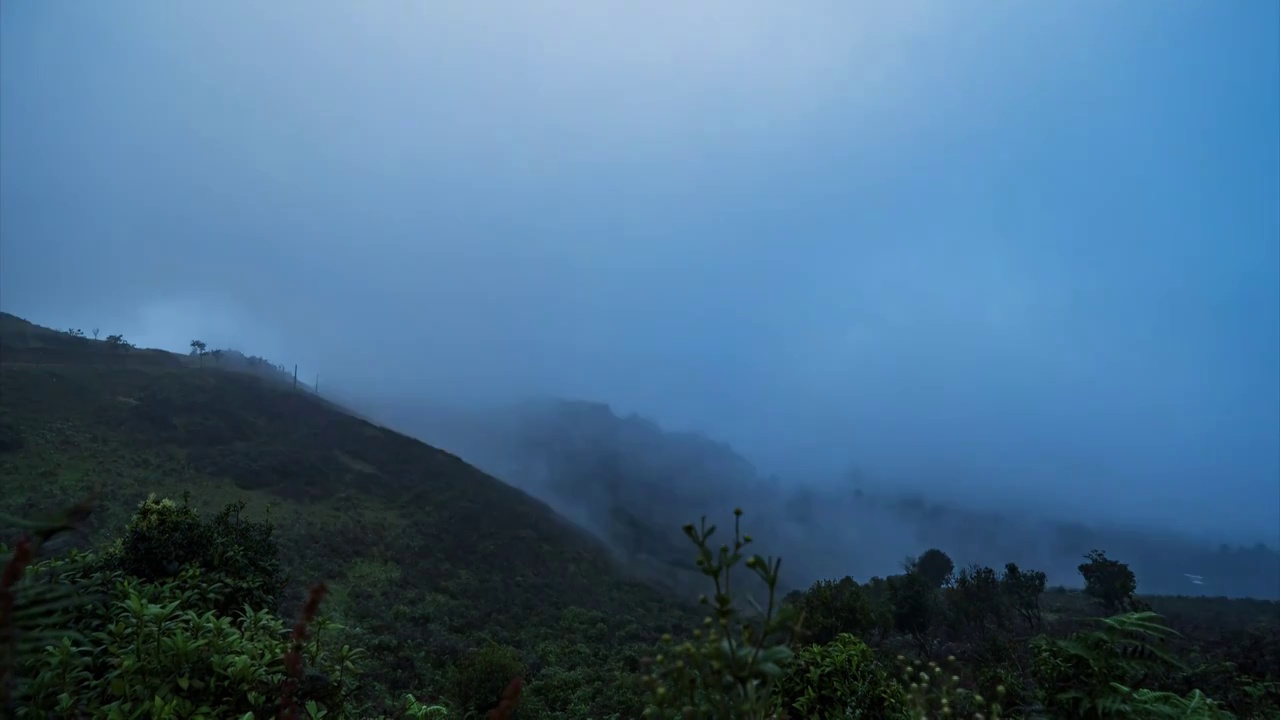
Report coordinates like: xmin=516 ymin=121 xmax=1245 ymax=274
xmin=2 ymin=0 xmax=1278 ymax=566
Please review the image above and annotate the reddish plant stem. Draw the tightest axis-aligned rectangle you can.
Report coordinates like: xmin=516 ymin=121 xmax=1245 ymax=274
xmin=278 ymin=581 xmax=329 ymax=720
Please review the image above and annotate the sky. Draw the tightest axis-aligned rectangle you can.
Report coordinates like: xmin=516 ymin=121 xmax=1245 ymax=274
xmin=2 ymin=1 xmax=1278 ymax=543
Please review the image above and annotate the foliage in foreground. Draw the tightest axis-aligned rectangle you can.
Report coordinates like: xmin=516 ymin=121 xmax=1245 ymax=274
xmin=1 ymin=497 xmax=1272 ymax=719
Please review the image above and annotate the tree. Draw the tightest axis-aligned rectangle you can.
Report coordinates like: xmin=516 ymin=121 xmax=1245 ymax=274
xmin=66 ymin=328 xmax=84 ymax=338
xmin=91 ymin=328 xmax=100 ymax=339
xmin=859 ymin=576 xmax=896 ymax=642
xmin=103 ymin=334 xmax=132 ymax=364
xmin=794 ymin=576 xmax=875 ymax=646
xmin=948 ymin=564 xmax=1005 ymax=640
xmin=887 ymin=571 xmax=936 ymax=656
xmin=1001 ymin=562 xmax=1047 ymax=630
xmin=913 ymin=548 xmax=955 ymax=589
xmin=1078 ymin=549 xmax=1138 ymax=613
xmin=104 ymin=334 xmax=131 ymax=351
xmin=190 ymin=339 xmax=207 ymax=367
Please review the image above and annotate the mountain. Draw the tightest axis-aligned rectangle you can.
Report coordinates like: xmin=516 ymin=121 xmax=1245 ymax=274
xmin=370 ymin=396 xmax=1280 ymax=600
xmin=0 ymin=312 xmax=698 ymax=710
xmin=4 ymin=310 xmax=1278 ymax=717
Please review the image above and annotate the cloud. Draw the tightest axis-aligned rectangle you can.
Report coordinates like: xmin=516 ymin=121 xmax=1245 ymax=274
xmin=2 ymin=0 xmax=1277 ymax=543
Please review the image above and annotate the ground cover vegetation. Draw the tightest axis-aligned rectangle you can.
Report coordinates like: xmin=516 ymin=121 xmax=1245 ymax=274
xmin=1 ymin=313 xmax=1276 ymax=718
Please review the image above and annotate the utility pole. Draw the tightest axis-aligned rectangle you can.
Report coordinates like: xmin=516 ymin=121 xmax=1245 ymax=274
xmin=293 ymin=364 xmax=298 ymax=390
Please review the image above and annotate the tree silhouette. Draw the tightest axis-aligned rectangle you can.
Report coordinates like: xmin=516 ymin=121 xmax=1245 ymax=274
xmin=1078 ymin=549 xmax=1138 ymax=613
xmin=793 ymin=576 xmax=875 ymax=646
xmin=190 ymin=340 xmax=207 ymax=368
xmin=104 ymin=335 xmax=132 ymax=361
xmin=1001 ymin=562 xmax=1047 ymax=630
xmin=949 ymin=564 xmax=1004 ymax=640
xmin=91 ymin=328 xmax=100 ymax=340
xmin=888 ymin=571 xmax=936 ymax=656
xmin=913 ymin=548 xmax=955 ymax=589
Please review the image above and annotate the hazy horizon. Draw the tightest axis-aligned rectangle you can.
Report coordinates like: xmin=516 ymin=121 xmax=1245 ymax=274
xmin=3 ymin=2 xmax=1278 ymax=546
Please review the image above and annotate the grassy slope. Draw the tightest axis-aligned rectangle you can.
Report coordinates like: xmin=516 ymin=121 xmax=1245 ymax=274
xmin=3 ymin=312 xmax=1277 ymax=714
xmin=0 ymin=312 xmax=693 ymax=704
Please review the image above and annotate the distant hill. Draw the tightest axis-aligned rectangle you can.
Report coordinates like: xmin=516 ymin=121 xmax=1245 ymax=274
xmin=0 ymin=311 xmax=697 ymax=703
xmin=373 ymin=396 xmax=1280 ymax=600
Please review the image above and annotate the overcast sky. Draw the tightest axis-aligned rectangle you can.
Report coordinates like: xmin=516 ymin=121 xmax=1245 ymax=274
xmin=2 ymin=1 xmax=1277 ymax=543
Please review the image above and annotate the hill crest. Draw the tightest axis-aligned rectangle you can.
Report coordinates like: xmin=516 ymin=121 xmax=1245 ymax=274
xmin=0 ymin=311 xmax=696 ymax=697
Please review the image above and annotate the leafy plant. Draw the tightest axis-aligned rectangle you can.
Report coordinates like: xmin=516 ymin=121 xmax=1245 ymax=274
xmin=898 ymin=655 xmax=1004 ymax=720
xmin=5 ymin=498 xmax=365 ymax=719
xmin=445 ymin=642 xmax=525 ymax=719
xmin=1032 ymin=611 xmax=1230 ymax=718
xmin=0 ymin=494 xmax=96 ymax=711
xmin=789 ymin=576 xmax=875 ymax=646
xmin=774 ymin=633 xmax=907 ymax=719
xmin=1000 ymin=563 xmax=1046 ymax=631
xmin=947 ymin=564 xmax=1006 ymax=641
xmin=641 ymin=509 xmax=800 ymax=719
xmin=1078 ymin=550 xmax=1138 ymax=614
xmin=99 ymin=493 xmax=283 ymax=615
xmin=887 ymin=572 xmax=936 ymax=657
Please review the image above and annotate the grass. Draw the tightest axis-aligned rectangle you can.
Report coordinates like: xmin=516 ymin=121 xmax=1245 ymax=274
xmin=2 ymin=310 xmax=1278 ymax=718
xmin=0 ymin=312 xmax=697 ymax=714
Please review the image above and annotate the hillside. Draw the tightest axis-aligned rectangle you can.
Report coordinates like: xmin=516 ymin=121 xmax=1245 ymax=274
xmin=0 ymin=312 xmax=696 ymax=713
xmin=363 ymin=397 xmax=1280 ymax=601
xmin=3 ymin=311 xmax=1279 ymax=718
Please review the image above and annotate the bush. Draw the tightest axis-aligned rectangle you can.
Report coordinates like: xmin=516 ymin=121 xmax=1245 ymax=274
xmin=11 ymin=546 xmax=362 ymax=717
xmin=791 ymin=576 xmax=875 ymax=646
xmin=774 ymin=633 xmax=907 ymax=719
xmin=887 ymin=572 xmax=936 ymax=656
xmin=101 ymin=493 xmax=281 ymax=614
xmin=947 ymin=564 xmax=1006 ymax=641
xmin=1031 ymin=611 xmax=1232 ymax=719
xmin=1077 ymin=550 xmax=1138 ymax=614
xmin=445 ymin=642 xmax=526 ymax=719
xmin=999 ymin=563 xmax=1046 ymax=630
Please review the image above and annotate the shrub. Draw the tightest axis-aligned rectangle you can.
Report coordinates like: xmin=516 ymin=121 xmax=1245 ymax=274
xmin=887 ymin=572 xmax=936 ymax=656
xmin=1031 ymin=611 xmax=1231 ymax=718
xmin=896 ymin=655 xmax=1003 ymax=720
xmin=101 ymin=493 xmax=281 ymax=614
xmin=947 ymin=564 xmax=1006 ymax=641
xmin=999 ymin=562 xmax=1046 ymax=631
xmin=445 ymin=642 xmax=525 ymax=718
xmin=1077 ymin=550 xmax=1138 ymax=614
xmin=12 ymin=550 xmax=363 ymax=717
xmin=791 ymin=576 xmax=875 ymax=646
xmin=774 ymin=633 xmax=907 ymax=719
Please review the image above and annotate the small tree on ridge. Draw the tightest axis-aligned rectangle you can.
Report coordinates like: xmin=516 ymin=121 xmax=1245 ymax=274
xmin=190 ymin=339 xmax=207 ymax=368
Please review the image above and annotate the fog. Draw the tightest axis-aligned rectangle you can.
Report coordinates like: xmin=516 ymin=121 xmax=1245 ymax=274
xmin=2 ymin=0 xmax=1278 ymax=562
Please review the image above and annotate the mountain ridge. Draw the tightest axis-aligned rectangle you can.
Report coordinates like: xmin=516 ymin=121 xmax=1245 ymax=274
xmin=0 ymin=311 xmax=699 ymax=708
xmin=369 ymin=394 xmax=1280 ymax=600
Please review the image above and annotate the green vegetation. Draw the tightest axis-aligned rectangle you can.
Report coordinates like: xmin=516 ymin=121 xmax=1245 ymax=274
xmin=1 ymin=312 xmax=1278 ymax=718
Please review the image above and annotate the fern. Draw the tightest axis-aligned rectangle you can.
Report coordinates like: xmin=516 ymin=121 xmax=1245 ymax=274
xmin=0 ymin=497 xmax=97 ymax=712
xmin=1033 ymin=611 xmax=1232 ymax=719
xmin=1057 ymin=611 xmax=1185 ymax=677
